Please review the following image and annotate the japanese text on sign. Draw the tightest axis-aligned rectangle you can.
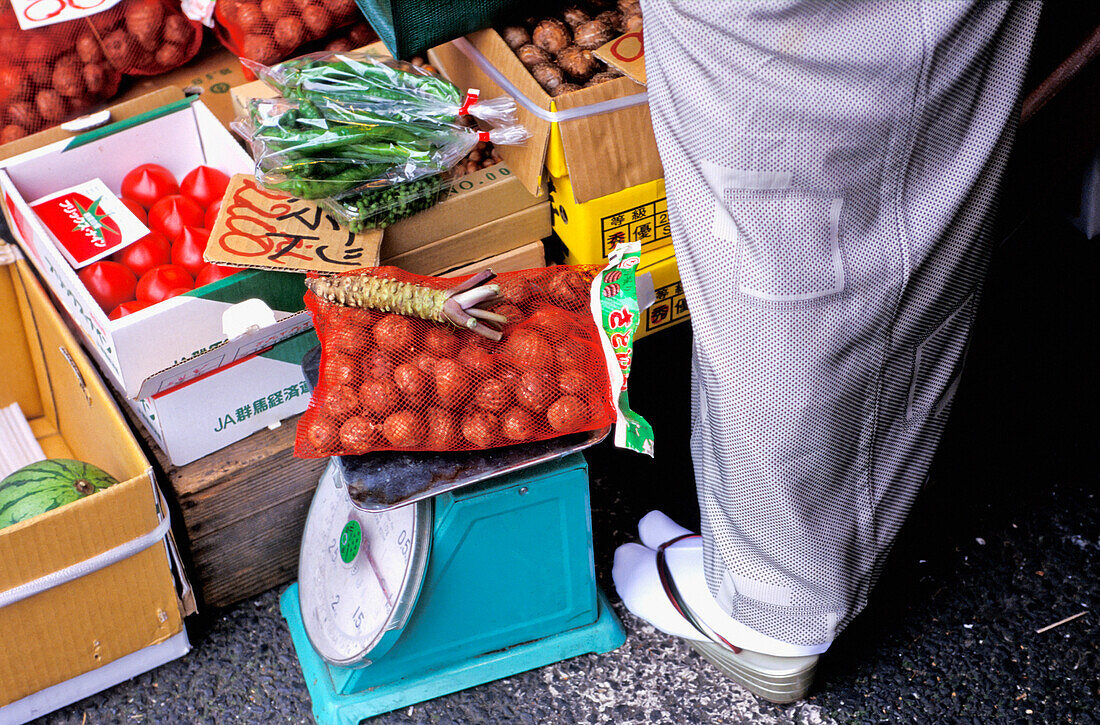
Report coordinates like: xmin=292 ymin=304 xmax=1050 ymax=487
xmin=205 ymin=175 xmax=381 ymax=273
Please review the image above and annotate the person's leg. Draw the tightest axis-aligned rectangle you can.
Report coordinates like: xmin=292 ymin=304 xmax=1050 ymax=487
xmin=617 ymin=0 xmax=1041 ymax=687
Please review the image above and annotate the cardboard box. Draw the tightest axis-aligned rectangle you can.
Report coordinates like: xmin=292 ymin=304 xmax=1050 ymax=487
xmin=116 ymin=39 xmax=251 ymax=130
xmin=381 ymin=202 xmax=550 ymax=276
xmin=429 ymin=31 xmax=663 ymax=204
xmin=0 ymin=246 xmax=192 ymax=722
xmin=551 ymin=172 xmax=669 ymax=265
xmin=635 ymin=244 xmax=689 ymax=340
xmin=0 ymin=90 xmax=317 ymax=465
xmin=0 ymin=91 xmax=309 ymax=399
xmin=443 ymin=240 xmax=546 ymax=278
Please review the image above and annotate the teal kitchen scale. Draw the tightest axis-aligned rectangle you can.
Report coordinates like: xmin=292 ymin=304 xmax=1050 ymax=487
xmin=280 ymin=348 xmax=625 ymax=724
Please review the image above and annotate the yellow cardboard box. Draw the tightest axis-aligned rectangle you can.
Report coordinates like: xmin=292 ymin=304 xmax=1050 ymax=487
xmin=551 ymin=171 xmax=669 ymax=265
xmin=635 ymin=244 xmax=689 ymax=340
xmin=0 ymin=246 xmax=192 ymax=721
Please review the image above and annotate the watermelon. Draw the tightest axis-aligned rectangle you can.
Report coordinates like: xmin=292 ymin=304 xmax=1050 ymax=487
xmin=0 ymin=459 xmax=119 ymax=529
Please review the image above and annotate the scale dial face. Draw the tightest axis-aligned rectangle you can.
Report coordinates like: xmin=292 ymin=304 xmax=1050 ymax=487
xmin=298 ymin=460 xmax=432 ymax=667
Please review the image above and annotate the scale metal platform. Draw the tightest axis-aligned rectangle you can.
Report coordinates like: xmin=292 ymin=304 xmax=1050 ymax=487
xmin=280 ymin=349 xmax=625 ymax=724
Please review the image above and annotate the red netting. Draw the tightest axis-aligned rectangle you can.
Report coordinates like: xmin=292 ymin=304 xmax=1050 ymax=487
xmin=0 ymin=0 xmax=202 ymax=143
xmin=213 ymin=0 xmax=376 ymax=68
xmin=296 ymin=265 xmax=615 ymax=457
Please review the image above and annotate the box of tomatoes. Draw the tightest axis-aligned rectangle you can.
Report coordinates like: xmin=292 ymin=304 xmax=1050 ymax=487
xmin=0 ymin=89 xmax=316 ymax=465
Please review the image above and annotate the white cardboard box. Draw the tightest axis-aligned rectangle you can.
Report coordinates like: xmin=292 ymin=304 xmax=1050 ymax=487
xmin=0 ymin=94 xmax=316 ymax=465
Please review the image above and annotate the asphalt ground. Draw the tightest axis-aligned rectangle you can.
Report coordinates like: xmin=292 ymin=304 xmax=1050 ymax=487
xmin=32 ymin=214 xmax=1097 ymax=724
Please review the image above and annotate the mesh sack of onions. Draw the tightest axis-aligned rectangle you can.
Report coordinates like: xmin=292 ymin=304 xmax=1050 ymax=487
xmin=0 ymin=0 xmax=202 ymax=142
xmin=296 ymin=265 xmax=616 ymax=456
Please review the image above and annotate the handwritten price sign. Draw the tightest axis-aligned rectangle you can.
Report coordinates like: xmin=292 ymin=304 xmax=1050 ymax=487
xmin=11 ymin=0 xmax=124 ymax=30
xmin=205 ymin=175 xmax=382 ymax=274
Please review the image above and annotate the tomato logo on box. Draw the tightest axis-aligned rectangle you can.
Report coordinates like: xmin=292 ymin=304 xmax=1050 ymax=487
xmin=30 ymin=178 xmax=149 ymax=269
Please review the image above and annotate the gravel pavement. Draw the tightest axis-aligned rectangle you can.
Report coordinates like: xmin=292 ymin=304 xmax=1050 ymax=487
xmin=32 ymin=218 xmax=1096 ymax=724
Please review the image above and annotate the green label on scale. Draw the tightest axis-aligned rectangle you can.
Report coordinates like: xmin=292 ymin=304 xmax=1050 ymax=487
xmin=339 ymin=520 xmax=362 ymax=563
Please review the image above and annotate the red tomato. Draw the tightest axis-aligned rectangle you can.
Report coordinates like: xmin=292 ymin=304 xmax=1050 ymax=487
xmin=108 ymin=299 xmax=154 ymax=320
xmin=171 ymin=226 xmax=210 ymax=276
xmin=113 ymin=232 xmax=171 ymax=278
xmin=120 ymin=164 xmax=179 ymax=209
xmin=162 ymin=287 xmax=192 ymax=300
xmin=137 ymin=265 xmax=194 ymax=303
xmin=148 ymin=194 xmax=205 ymax=242
xmin=196 ymin=263 xmax=239 ymax=287
xmin=120 ymin=197 xmax=147 ymax=225
xmin=78 ymin=261 xmax=137 ymax=313
xmin=180 ymin=166 xmax=230 ymax=209
xmin=204 ymin=198 xmax=222 ymax=230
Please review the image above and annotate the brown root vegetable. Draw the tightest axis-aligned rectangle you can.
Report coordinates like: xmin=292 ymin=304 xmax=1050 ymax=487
xmin=393 ymin=363 xmax=428 ymax=404
xmin=325 ymin=352 xmax=360 ymax=386
xmin=504 ymin=329 xmax=553 ymax=369
xmin=325 ymin=37 xmax=355 ymax=53
xmin=501 ymin=406 xmax=536 ymax=441
xmin=373 ymin=313 xmax=415 ymax=353
xmin=461 ymin=410 xmax=499 ymax=448
xmin=547 ymin=267 xmax=590 ymax=307
xmin=423 ymin=327 xmax=459 ymax=358
xmin=348 ymin=23 xmax=377 ymax=47
xmin=300 ymin=3 xmax=333 ymax=38
xmin=329 ymin=324 xmax=370 ymax=353
xmin=425 ymin=407 xmax=458 ymax=448
xmin=515 ymin=370 xmax=556 ymax=413
xmin=595 ymin=9 xmax=623 ymax=32
xmin=260 ymin=0 xmax=291 ymax=22
xmin=329 ymin=0 xmax=358 ymax=22
xmin=554 ymin=339 xmax=588 ymax=369
xmin=324 ymin=384 xmax=361 ymax=418
xmin=623 ymin=12 xmax=642 ymax=33
xmin=547 ymin=395 xmax=590 ymax=432
xmin=51 ymin=56 xmax=84 ymax=98
xmin=562 ymin=5 xmax=591 ymax=28
xmin=76 ymin=34 xmax=104 ymax=63
xmin=501 ymin=25 xmax=531 ymax=50
xmin=360 ymin=378 xmax=400 ymax=416
xmin=6 ymin=102 xmax=38 ymax=130
xmin=233 ymin=2 xmax=266 ymax=33
xmin=383 ymin=410 xmax=425 ymax=447
xmin=82 ymin=63 xmax=110 ymax=95
xmin=1 ymin=125 xmax=25 ymax=143
xmin=586 ymin=70 xmax=623 ymax=87
xmin=558 ymin=368 xmax=589 ymax=397
xmin=532 ymin=18 xmax=571 ymax=55
xmin=155 ymin=43 xmax=188 ymax=68
xmin=163 ymin=14 xmax=195 ymax=44
xmin=531 ymin=62 xmax=564 ymax=93
xmin=526 ymin=308 xmax=577 ymax=341
xmin=457 ymin=343 xmax=496 ymax=375
xmin=125 ymin=0 xmax=165 ymax=50
xmin=617 ymin=0 xmax=640 ymax=15
xmin=433 ymin=358 xmax=468 ymax=406
xmin=274 ymin=16 xmax=308 ymax=50
xmin=551 ymin=82 xmax=582 ymax=97
xmin=474 ymin=378 xmax=513 ymax=413
xmin=516 ymin=43 xmax=551 ymax=69
xmin=305 ymin=416 xmax=339 ymax=452
xmin=412 ymin=352 xmax=438 ymax=376
xmin=241 ymin=34 xmax=280 ymax=63
xmin=573 ymin=18 xmax=614 ymax=50
xmin=339 ymin=416 xmax=377 ymax=451
xmin=556 ymin=46 xmax=598 ymax=81
xmin=101 ymin=30 xmax=135 ymax=67
xmin=35 ymin=90 xmax=67 ymax=122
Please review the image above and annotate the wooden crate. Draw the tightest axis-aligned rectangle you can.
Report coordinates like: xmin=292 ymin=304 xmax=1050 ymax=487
xmin=131 ymin=409 xmax=326 ymax=609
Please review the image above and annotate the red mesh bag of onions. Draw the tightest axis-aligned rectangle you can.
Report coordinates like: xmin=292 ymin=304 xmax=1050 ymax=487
xmin=213 ymin=0 xmax=374 ymax=67
xmin=296 ymin=265 xmax=617 ymax=456
xmin=0 ymin=0 xmax=202 ymax=143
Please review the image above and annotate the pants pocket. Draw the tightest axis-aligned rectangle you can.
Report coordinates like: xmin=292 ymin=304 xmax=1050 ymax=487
xmin=727 ymin=189 xmax=846 ymax=305
xmin=906 ymin=292 xmax=977 ymax=422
